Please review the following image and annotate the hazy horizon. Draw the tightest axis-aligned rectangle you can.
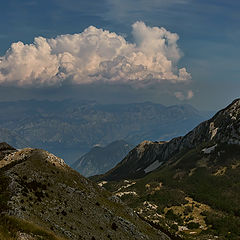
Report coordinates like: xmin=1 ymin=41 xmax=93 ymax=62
xmin=0 ymin=1 xmax=239 ymax=111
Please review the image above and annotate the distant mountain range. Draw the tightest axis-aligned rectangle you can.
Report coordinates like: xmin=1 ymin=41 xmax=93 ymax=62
xmin=0 ymin=99 xmax=211 ymax=164
xmin=0 ymin=142 xmax=169 ymax=240
xmin=72 ymin=140 xmax=133 ymax=177
xmin=93 ymin=99 xmax=240 ymax=239
xmin=0 ymin=127 xmax=29 ymax=148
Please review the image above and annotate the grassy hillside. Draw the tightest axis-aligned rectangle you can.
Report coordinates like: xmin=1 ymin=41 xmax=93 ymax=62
xmin=102 ymin=143 xmax=240 ymax=239
xmin=0 ymin=147 xmax=169 ymax=240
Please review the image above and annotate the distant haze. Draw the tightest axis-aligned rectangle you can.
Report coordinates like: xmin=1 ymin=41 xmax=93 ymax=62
xmin=0 ymin=1 xmax=239 ymax=111
xmin=0 ymin=100 xmax=210 ymax=164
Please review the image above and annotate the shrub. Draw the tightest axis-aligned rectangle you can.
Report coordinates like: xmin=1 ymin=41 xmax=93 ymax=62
xmin=187 ymin=222 xmax=200 ymax=229
xmin=111 ymin=222 xmax=118 ymax=231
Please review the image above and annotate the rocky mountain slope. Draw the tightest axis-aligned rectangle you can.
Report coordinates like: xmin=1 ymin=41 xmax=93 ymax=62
xmin=95 ymin=99 xmax=240 ymax=181
xmin=0 ymin=142 xmax=169 ymax=240
xmin=93 ymin=99 xmax=240 ymax=239
xmin=72 ymin=140 xmax=133 ymax=177
xmin=0 ymin=100 xmax=208 ymax=164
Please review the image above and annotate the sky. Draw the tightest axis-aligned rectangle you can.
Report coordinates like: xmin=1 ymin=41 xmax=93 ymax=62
xmin=0 ymin=0 xmax=239 ymax=110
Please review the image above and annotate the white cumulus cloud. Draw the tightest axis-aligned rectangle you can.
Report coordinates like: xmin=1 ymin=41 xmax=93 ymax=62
xmin=0 ymin=21 xmax=191 ymax=87
xmin=174 ymin=90 xmax=194 ymax=100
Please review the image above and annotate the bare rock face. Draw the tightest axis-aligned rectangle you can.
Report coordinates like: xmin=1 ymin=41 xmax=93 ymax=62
xmin=0 ymin=147 xmax=169 ymax=240
xmin=96 ymin=99 xmax=240 ymax=181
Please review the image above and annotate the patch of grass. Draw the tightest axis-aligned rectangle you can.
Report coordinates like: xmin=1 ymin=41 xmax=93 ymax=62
xmin=183 ymin=167 xmax=240 ymax=214
xmin=187 ymin=221 xmax=200 ymax=229
xmin=0 ymin=215 xmax=66 ymax=240
xmin=174 ymin=148 xmax=203 ymax=170
xmin=106 ymin=143 xmax=240 ymax=239
xmin=202 ymin=211 xmax=240 ymax=239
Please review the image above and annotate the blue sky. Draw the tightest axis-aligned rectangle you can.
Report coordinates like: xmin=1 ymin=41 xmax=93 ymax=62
xmin=0 ymin=0 xmax=239 ymax=110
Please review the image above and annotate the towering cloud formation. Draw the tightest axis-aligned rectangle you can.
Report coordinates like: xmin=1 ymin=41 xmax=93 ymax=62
xmin=0 ymin=21 xmax=191 ymax=87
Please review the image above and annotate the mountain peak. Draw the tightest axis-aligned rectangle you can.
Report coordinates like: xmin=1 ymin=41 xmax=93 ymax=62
xmin=72 ymin=140 xmax=133 ymax=177
xmin=96 ymin=99 xmax=240 ymax=181
xmin=230 ymin=98 xmax=240 ymax=105
xmin=0 ymin=148 xmax=67 ymax=171
xmin=216 ymin=98 xmax=240 ymax=117
xmin=207 ymin=98 xmax=240 ymax=144
xmin=97 ymin=99 xmax=240 ymax=240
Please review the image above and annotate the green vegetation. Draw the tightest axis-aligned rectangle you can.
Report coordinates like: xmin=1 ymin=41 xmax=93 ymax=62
xmin=203 ymin=211 xmax=240 ymax=239
xmin=0 ymin=215 xmax=66 ymax=240
xmin=144 ymin=188 xmax=187 ymax=209
xmin=187 ymin=222 xmax=200 ymax=229
xmin=0 ymin=169 xmax=65 ymax=240
xmin=0 ymin=148 xmax=167 ymax=240
xmin=105 ymin=143 xmax=240 ymax=239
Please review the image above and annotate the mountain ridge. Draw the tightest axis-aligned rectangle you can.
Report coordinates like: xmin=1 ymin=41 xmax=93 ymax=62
xmin=94 ymin=99 xmax=240 ymax=181
xmin=72 ymin=140 xmax=133 ymax=177
xmin=0 ymin=99 xmax=209 ymax=164
xmin=0 ymin=144 xmax=169 ymax=240
xmin=93 ymin=98 xmax=240 ymax=239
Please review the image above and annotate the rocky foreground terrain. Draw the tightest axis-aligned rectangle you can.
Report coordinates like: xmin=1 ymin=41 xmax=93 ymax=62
xmin=0 ymin=143 xmax=169 ymax=240
xmin=93 ymin=99 xmax=240 ymax=239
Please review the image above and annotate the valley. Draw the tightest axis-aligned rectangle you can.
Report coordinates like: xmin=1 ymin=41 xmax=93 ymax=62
xmin=0 ymin=100 xmax=209 ymax=164
xmin=93 ymin=99 xmax=240 ymax=239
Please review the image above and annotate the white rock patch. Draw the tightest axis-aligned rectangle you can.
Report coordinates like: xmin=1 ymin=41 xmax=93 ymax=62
xmin=98 ymin=181 xmax=107 ymax=187
xmin=136 ymin=141 xmax=152 ymax=156
xmin=209 ymin=122 xmax=218 ymax=140
xmin=115 ymin=191 xmax=138 ymax=197
xmin=45 ymin=152 xmax=66 ymax=167
xmin=202 ymin=144 xmax=217 ymax=154
xmin=116 ymin=181 xmax=136 ymax=192
xmin=144 ymin=160 xmax=163 ymax=173
xmin=143 ymin=201 xmax=158 ymax=210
